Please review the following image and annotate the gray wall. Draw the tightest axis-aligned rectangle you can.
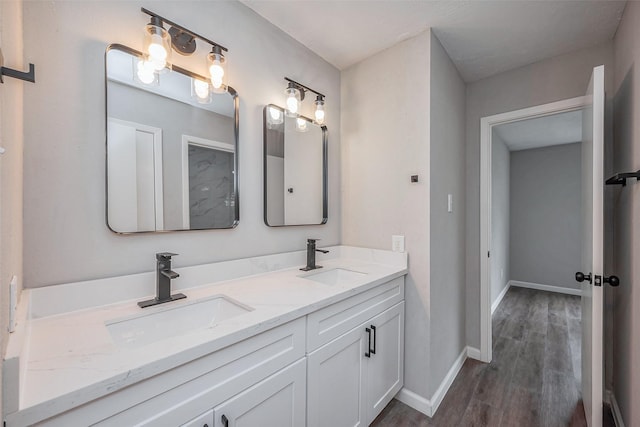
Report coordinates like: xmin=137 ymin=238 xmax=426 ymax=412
xmin=0 ymin=0 xmax=24 ymax=416
xmin=22 ymin=0 xmax=341 ymax=288
xmin=429 ymin=32 xmax=467 ymax=397
xmin=612 ymin=2 xmax=640 ymax=424
xmin=341 ymin=31 xmax=432 ymax=398
xmin=491 ymin=132 xmax=510 ymax=305
xmin=465 ymin=43 xmax=614 ymax=349
xmin=509 ymin=143 xmax=582 ymax=290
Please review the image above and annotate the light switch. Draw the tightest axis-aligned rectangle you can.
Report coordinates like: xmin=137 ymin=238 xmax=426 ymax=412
xmin=448 ymin=194 xmax=453 ymax=213
xmin=392 ymin=235 xmax=405 ymax=253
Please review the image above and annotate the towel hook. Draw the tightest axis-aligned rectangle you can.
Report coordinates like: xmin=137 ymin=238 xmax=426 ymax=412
xmin=0 ymin=48 xmax=35 ymax=84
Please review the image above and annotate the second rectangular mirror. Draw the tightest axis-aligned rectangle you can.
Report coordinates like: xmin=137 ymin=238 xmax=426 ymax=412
xmin=263 ymin=105 xmax=327 ymax=226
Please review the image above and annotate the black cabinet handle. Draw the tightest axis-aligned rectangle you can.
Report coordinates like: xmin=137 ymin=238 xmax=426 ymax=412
xmin=604 ymin=275 xmax=620 ymax=287
xmin=221 ymin=414 xmax=229 ymax=427
xmin=370 ymin=325 xmax=377 ymax=355
xmin=575 ymin=272 xmax=592 ymax=284
xmin=365 ymin=328 xmax=371 ymax=358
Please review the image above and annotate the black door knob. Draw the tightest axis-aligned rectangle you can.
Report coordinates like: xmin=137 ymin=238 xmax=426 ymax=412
xmin=604 ymin=275 xmax=620 ymax=287
xmin=575 ymin=272 xmax=592 ymax=284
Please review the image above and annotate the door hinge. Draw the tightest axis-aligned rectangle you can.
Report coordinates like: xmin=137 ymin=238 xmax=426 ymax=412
xmin=594 ymin=275 xmax=602 ymax=286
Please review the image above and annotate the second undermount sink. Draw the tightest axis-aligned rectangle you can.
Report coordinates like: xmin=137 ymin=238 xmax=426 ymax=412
xmin=106 ymin=295 xmax=253 ymax=348
xmin=301 ymin=268 xmax=368 ymax=286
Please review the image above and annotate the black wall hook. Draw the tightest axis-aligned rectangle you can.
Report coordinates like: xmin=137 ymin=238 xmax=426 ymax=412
xmin=605 ymin=170 xmax=640 ymax=186
xmin=0 ymin=49 xmax=35 ymax=83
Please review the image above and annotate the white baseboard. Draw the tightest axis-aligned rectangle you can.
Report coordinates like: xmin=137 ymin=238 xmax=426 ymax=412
xmin=395 ymin=388 xmax=432 ymax=417
xmin=466 ymin=346 xmax=482 ymax=361
xmin=509 ymin=280 xmax=582 ymax=296
xmin=396 ymin=346 xmax=470 ymax=417
xmin=491 ymin=282 xmax=511 ymax=314
xmin=606 ymin=389 xmax=625 ymax=427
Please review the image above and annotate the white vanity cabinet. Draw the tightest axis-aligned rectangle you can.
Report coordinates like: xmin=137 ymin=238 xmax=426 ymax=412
xmin=181 ymin=410 xmax=214 ymax=427
xmin=212 ymin=359 xmax=306 ymax=427
xmin=306 ymin=278 xmax=405 ymax=427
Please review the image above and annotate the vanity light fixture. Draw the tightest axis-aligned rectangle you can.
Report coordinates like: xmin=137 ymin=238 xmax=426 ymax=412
xmin=267 ymin=105 xmax=284 ymax=126
xmin=141 ymin=8 xmax=229 ymax=92
xmin=283 ymin=77 xmax=326 ymax=124
xmin=192 ymin=77 xmax=212 ymax=103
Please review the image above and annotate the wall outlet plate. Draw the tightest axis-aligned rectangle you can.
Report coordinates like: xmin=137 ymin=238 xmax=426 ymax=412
xmin=392 ymin=235 xmax=405 ymax=253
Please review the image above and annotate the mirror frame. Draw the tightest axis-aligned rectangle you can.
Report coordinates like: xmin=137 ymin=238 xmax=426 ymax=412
xmin=262 ymin=104 xmax=328 ymax=227
xmin=104 ymin=44 xmax=240 ymax=234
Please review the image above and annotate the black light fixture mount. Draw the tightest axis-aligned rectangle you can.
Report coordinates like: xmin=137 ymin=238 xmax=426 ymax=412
xmin=284 ymin=77 xmax=326 ymax=124
xmin=141 ymin=8 xmax=228 ymax=56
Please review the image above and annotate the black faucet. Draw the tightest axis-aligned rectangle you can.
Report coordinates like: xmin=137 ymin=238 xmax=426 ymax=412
xmin=138 ymin=253 xmax=187 ymax=308
xmin=300 ymin=239 xmax=330 ymax=271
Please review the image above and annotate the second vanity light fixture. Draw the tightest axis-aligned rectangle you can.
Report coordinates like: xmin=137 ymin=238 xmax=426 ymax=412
xmin=140 ymin=8 xmax=229 ymax=100
xmin=284 ymin=77 xmax=326 ymax=125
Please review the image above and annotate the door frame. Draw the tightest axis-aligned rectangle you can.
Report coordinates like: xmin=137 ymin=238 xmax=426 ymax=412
xmin=478 ymin=96 xmax=586 ymax=363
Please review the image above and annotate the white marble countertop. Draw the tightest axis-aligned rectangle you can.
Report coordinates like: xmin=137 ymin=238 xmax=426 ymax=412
xmin=5 ymin=246 xmax=407 ymax=424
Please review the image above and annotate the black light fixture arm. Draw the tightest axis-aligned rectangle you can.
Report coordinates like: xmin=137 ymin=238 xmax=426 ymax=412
xmin=0 ymin=49 xmax=35 ymax=84
xmin=285 ymin=77 xmax=325 ymax=99
xmin=141 ymin=7 xmax=228 ymax=52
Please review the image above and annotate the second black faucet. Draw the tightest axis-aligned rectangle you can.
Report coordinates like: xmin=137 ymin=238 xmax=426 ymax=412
xmin=301 ymin=239 xmax=329 ymax=271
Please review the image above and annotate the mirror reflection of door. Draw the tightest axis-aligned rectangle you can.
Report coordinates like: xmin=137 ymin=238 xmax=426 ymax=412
xmin=181 ymin=135 xmax=235 ymax=229
xmin=107 ymin=118 xmax=164 ymax=232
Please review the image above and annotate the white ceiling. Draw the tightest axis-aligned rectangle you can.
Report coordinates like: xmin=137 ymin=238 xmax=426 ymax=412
xmin=494 ymin=110 xmax=582 ymax=151
xmin=241 ymin=0 xmax=626 ymax=82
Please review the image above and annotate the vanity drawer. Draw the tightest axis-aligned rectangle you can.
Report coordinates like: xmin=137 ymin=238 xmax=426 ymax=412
xmin=26 ymin=318 xmax=305 ymax=427
xmin=306 ymin=277 xmax=404 ymax=352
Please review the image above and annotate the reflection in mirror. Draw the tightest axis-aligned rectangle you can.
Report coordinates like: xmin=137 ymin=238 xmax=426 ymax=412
xmin=106 ymin=44 xmax=239 ymax=233
xmin=263 ymin=105 xmax=327 ymax=226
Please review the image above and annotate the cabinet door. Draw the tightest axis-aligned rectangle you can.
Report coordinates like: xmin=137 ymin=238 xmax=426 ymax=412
xmin=212 ymin=359 xmax=306 ymax=427
xmin=365 ymin=302 xmax=405 ymax=424
xmin=307 ymin=325 xmax=368 ymax=427
xmin=181 ymin=409 xmax=214 ymax=427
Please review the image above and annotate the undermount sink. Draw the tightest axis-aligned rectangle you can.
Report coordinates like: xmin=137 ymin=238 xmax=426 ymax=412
xmin=301 ymin=268 xmax=367 ymax=286
xmin=106 ymin=295 xmax=253 ymax=347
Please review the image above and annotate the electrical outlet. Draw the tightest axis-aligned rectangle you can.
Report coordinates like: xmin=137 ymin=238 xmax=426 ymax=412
xmin=392 ymin=235 xmax=405 ymax=253
xmin=500 ymin=268 xmax=504 ymax=280
xmin=448 ymin=194 xmax=453 ymax=213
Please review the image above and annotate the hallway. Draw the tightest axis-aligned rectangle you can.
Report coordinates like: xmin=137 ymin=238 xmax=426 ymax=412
xmin=372 ymin=287 xmax=611 ymax=427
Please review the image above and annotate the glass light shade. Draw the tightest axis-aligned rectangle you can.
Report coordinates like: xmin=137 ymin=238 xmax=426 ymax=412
xmin=267 ymin=106 xmax=284 ymax=126
xmin=296 ymin=117 xmax=309 ymax=132
xmin=314 ymin=98 xmax=325 ymax=125
xmin=207 ymin=48 xmax=228 ymax=93
xmin=285 ymin=87 xmax=301 ymax=117
xmin=144 ymin=23 xmax=171 ymax=71
xmin=192 ymin=78 xmax=212 ymax=104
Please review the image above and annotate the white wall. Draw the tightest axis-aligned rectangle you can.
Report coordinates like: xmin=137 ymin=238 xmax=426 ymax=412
xmin=490 ymin=132 xmax=510 ymax=306
xmin=509 ymin=143 xmax=582 ymax=290
xmin=22 ymin=0 xmax=341 ymax=288
xmin=341 ymin=31 xmax=431 ymax=397
xmin=0 ymin=0 xmax=25 ymax=416
xmin=428 ymin=32 xmax=467 ymax=397
xmin=465 ymin=42 xmax=614 ymax=349
xmin=612 ymin=2 xmax=640 ymax=424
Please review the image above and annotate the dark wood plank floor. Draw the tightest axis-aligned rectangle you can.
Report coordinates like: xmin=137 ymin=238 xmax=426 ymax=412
xmin=372 ymin=287 xmax=616 ymax=427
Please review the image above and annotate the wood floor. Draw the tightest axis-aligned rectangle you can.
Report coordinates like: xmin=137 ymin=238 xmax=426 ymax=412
xmin=372 ymin=287 xmax=615 ymax=427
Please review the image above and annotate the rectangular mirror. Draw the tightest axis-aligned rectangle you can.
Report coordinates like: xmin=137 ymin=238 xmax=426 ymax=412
xmin=105 ymin=44 xmax=239 ymax=233
xmin=263 ymin=105 xmax=327 ymax=226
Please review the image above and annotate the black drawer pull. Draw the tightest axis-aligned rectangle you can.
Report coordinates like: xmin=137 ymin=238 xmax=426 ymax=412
xmin=370 ymin=325 xmax=377 ymax=355
xmin=365 ymin=327 xmax=371 ymax=358
xmin=221 ymin=414 xmax=229 ymax=427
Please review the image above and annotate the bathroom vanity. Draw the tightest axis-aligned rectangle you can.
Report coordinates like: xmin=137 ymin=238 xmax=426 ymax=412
xmin=4 ymin=246 xmax=406 ymax=426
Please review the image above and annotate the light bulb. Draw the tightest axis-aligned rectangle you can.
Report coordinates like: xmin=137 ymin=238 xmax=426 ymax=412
xmin=314 ymin=97 xmax=325 ymax=124
xmin=296 ymin=117 xmax=309 ymax=132
xmin=193 ymin=79 xmax=210 ymax=101
xmin=207 ymin=47 xmax=227 ymax=92
xmin=136 ymin=60 xmax=156 ymax=84
xmin=268 ymin=106 xmax=283 ymax=124
xmin=144 ymin=20 xmax=170 ymax=72
xmin=285 ymin=86 xmax=301 ymax=117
